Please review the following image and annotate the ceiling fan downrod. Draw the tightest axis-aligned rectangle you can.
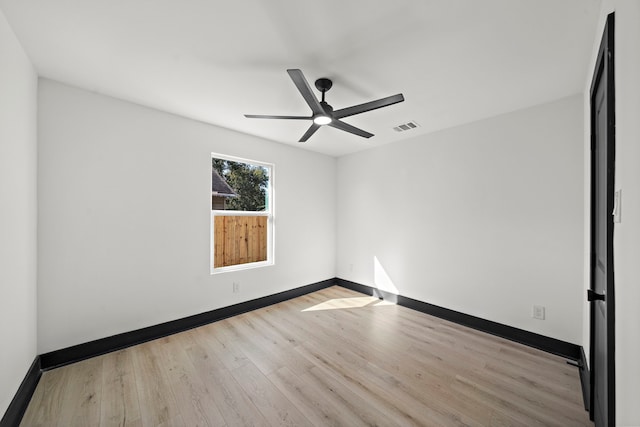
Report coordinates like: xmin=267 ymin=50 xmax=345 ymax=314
xmin=314 ymin=77 xmax=333 ymax=103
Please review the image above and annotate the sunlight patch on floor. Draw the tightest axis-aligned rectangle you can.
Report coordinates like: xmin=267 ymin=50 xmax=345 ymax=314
xmin=302 ymin=296 xmax=383 ymax=312
xmin=374 ymin=300 xmax=396 ymax=307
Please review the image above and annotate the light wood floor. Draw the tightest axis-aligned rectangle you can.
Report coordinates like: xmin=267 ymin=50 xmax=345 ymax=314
xmin=21 ymin=286 xmax=592 ymax=426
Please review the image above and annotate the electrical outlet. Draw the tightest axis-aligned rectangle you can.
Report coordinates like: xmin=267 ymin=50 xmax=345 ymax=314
xmin=532 ymin=305 xmax=545 ymax=320
xmin=232 ymin=282 xmax=240 ymax=293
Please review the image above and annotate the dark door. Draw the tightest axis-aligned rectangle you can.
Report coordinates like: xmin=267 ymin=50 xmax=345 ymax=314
xmin=589 ymin=12 xmax=615 ymax=427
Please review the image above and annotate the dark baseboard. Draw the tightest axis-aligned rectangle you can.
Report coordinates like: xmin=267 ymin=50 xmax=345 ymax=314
xmin=40 ymin=278 xmax=336 ymax=370
xmin=0 ymin=357 xmax=41 ymax=427
xmin=336 ymin=278 xmax=582 ymax=361
xmin=578 ymin=346 xmax=590 ymax=411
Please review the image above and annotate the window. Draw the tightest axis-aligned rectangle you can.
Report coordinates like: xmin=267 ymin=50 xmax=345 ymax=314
xmin=211 ymin=154 xmax=273 ymax=272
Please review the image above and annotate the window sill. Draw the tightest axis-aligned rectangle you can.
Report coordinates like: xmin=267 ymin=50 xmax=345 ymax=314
xmin=211 ymin=260 xmax=274 ymax=275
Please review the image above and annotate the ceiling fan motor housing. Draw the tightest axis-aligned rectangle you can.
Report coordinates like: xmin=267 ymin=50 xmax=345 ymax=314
xmin=320 ymin=101 xmax=333 ymax=113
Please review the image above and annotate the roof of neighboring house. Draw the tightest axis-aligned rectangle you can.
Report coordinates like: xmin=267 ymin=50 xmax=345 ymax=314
xmin=212 ymin=169 xmax=237 ymax=198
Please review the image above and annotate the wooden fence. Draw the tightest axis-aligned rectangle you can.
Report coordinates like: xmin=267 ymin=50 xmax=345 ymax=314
xmin=213 ymin=215 xmax=267 ymax=268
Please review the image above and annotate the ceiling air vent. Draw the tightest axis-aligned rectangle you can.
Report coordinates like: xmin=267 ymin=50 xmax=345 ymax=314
xmin=393 ymin=121 xmax=420 ymax=132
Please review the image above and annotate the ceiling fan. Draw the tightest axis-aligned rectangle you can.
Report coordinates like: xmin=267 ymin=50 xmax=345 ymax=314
xmin=244 ymin=69 xmax=404 ymax=142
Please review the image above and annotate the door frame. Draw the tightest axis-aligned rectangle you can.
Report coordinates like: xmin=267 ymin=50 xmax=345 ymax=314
xmin=589 ymin=11 xmax=615 ymax=426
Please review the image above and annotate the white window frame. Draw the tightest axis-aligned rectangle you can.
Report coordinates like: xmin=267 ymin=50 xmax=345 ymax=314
xmin=210 ymin=153 xmax=274 ymax=274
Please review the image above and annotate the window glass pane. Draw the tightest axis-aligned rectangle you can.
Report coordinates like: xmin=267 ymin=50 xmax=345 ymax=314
xmin=212 ymin=158 xmax=269 ymax=212
xmin=213 ymin=215 xmax=268 ymax=268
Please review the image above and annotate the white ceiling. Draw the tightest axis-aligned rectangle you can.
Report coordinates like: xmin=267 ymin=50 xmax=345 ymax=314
xmin=0 ymin=0 xmax=602 ymax=157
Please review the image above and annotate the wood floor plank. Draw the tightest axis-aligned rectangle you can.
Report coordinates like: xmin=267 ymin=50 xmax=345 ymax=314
xmin=20 ymin=285 xmax=592 ymax=426
xmin=131 ymin=341 xmax=183 ymax=427
xmin=456 ymin=367 xmax=589 ymax=426
xmin=185 ymin=338 xmax=270 ymax=427
xmin=267 ymin=366 xmax=370 ymax=427
xmin=100 ymin=348 xmax=142 ymax=427
xmin=453 ymin=373 xmax=561 ymax=426
xmin=230 ymin=311 xmax=315 ymax=377
xmin=196 ymin=322 xmax=251 ymax=372
xmin=54 ymin=357 xmax=103 ymax=427
xmin=153 ymin=334 xmax=227 ymax=426
xmin=295 ymin=339 xmax=476 ymax=426
xmin=19 ymin=365 xmax=70 ymax=426
xmin=303 ymin=365 xmax=407 ymax=427
xmin=230 ymin=361 xmax=313 ymax=426
xmin=228 ymin=326 xmax=282 ymax=376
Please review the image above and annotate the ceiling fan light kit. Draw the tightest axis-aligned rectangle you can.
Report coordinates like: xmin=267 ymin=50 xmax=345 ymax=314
xmin=313 ymin=115 xmax=332 ymax=125
xmin=244 ymin=69 xmax=404 ymax=143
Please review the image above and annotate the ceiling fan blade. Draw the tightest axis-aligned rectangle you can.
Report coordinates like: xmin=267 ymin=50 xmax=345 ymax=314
xmin=244 ymin=114 xmax=311 ymax=120
xmin=287 ymin=69 xmax=324 ymax=115
xmin=333 ymin=94 xmax=405 ymax=119
xmin=299 ymin=123 xmax=321 ymax=142
xmin=329 ymin=119 xmax=374 ymax=139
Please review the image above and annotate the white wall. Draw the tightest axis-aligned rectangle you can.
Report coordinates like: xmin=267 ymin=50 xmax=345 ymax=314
xmin=0 ymin=9 xmax=38 ymax=419
xmin=37 ymin=79 xmax=336 ymax=354
xmin=337 ymin=95 xmax=584 ymax=344
xmin=584 ymin=1 xmax=640 ymax=425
